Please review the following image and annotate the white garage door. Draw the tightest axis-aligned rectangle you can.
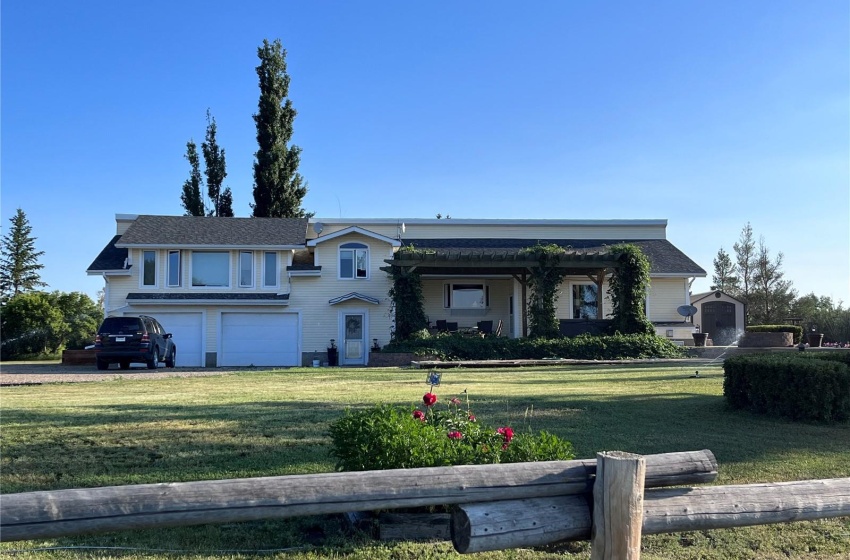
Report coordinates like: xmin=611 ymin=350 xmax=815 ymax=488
xmin=153 ymin=313 xmax=204 ymax=367
xmin=220 ymin=313 xmax=299 ymax=367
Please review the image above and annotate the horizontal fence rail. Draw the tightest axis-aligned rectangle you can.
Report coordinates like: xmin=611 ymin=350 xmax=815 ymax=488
xmin=452 ymin=477 xmax=850 ymax=553
xmin=0 ymin=450 xmax=716 ymax=542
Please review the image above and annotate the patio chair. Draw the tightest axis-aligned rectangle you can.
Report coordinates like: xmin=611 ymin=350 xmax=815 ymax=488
xmin=446 ymin=322 xmax=459 ymax=333
xmin=435 ymin=320 xmax=447 ymax=332
xmin=477 ymin=320 xmax=494 ymax=335
xmin=494 ymin=320 xmax=503 ymax=337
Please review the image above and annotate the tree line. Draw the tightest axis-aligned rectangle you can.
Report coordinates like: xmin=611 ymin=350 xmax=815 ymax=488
xmin=712 ymin=223 xmax=849 ymax=344
xmin=1 ymin=210 xmax=102 ymax=359
xmin=180 ymin=39 xmax=309 ymax=219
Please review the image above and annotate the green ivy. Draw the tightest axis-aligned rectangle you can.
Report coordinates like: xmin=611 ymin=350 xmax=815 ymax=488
xmin=607 ymin=244 xmax=654 ymax=335
xmin=388 ymin=251 xmax=428 ymax=341
xmin=519 ymin=244 xmax=569 ymax=338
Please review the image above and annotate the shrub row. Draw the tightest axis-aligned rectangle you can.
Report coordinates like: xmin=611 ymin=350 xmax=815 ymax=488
xmin=723 ymin=354 xmax=850 ymax=423
xmin=383 ymin=332 xmax=687 ymax=361
xmin=746 ymin=325 xmax=804 ymax=344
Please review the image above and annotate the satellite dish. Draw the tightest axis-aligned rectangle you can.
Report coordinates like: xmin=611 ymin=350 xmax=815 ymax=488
xmin=677 ymin=305 xmax=698 ymax=318
xmin=314 ymin=222 xmax=324 ymax=234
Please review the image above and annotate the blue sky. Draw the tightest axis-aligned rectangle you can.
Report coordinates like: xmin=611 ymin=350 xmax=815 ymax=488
xmin=2 ymin=1 xmax=848 ymax=304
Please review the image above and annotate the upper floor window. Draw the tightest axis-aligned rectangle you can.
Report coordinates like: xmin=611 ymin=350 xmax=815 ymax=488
xmin=239 ymin=251 xmax=254 ymax=288
xmin=572 ymin=284 xmax=598 ymax=319
xmin=340 ymin=243 xmax=368 ymax=279
xmin=142 ymin=250 xmax=156 ymax=287
xmin=263 ymin=252 xmax=278 ymax=288
xmin=167 ymin=250 xmax=181 ymax=287
xmin=444 ymin=283 xmax=489 ymax=309
xmin=192 ymin=252 xmax=230 ymax=287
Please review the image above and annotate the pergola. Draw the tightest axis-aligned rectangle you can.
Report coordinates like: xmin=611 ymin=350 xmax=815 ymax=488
xmin=384 ymin=247 xmax=621 ymax=337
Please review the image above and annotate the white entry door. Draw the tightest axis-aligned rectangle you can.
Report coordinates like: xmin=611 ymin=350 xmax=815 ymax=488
xmin=341 ymin=313 xmax=366 ymax=366
xmin=220 ymin=313 xmax=299 ymax=367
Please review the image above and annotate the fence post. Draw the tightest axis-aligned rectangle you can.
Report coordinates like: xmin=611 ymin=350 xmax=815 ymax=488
xmin=591 ymin=451 xmax=646 ymax=560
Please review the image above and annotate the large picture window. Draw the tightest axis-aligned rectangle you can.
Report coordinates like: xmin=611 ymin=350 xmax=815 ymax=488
xmin=444 ymin=283 xmax=489 ymax=309
xmin=142 ymin=250 xmax=156 ymax=287
xmin=239 ymin=251 xmax=254 ymax=287
xmin=572 ymin=284 xmax=598 ymax=319
xmin=192 ymin=252 xmax=230 ymax=287
xmin=340 ymin=243 xmax=368 ymax=279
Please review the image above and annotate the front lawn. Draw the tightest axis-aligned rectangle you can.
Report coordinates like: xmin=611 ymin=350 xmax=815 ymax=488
xmin=1 ymin=364 xmax=848 ymax=559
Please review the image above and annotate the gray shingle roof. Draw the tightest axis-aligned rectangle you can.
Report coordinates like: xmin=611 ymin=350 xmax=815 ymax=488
xmin=399 ymin=239 xmax=706 ymax=275
xmin=87 ymin=235 xmax=129 ymax=272
xmin=126 ymin=293 xmax=290 ymax=301
xmin=116 ymin=215 xmax=308 ymax=247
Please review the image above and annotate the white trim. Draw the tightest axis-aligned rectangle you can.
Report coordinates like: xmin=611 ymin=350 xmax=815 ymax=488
xmin=127 ymin=298 xmax=289 ymax=306
xmin=338 ymin=242 xmax=370 ymax=280
xmin=116 ymin=242 xmax=304 ymax=250
xmin=140 ymin=249 xmax=158 ymax=288
xmin=190 ymin=250 xmax=232 ymax=289
xmin=288 ymin=269 xmax=322 ymax=277
xmin=239 ymin=251 xmax=255 ymax=288
xmin=338 ymin=309 xmax=369 ymax=366
xmin=307 ymin=226 xmax=401 ymax=247
xmin=443 ymin=281 xmax=490 ymax=310
xmin=310 ymin=218 xmax=668 ymax=227
xmin=262 ymin=251 xmax=280 ymax=288
xmin=651 ymin=272 xmax=707 ymax=278
xmin=88 ymin=270 xmax=132 ymax=276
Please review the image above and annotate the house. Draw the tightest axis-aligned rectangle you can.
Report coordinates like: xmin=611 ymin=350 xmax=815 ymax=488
xmin=689 ymin=290 xmax=746 ymax=345
xmin=87 ymin=215 xmax=706 ymax=367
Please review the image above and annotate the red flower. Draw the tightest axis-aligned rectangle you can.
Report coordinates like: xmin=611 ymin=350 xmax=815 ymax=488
xmin=468 ymin=414 xmax=476 ymax=422
xmin=497 ymin=426 xmax=514 ymax=449
xmin=448 ymin=431 xmax=463 ymax=440
xmin=413 ymin=409 xmax=425 ymax=421
xmin=423 ymin=393 xmax=437 ymax=407
xmin=450 ymin=397 xmax=461 ymax=405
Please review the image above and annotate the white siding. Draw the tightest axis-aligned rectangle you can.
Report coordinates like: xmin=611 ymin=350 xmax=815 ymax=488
xmin=647 ymin=278 xmax=689 ymax=322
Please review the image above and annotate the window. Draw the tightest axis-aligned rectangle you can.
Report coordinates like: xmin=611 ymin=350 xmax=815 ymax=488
xmin=340 ymin=243 xmax=368 ymax=279
xmin=167 ymin=250 xmax=181 ymax=287
xmin=444 ymin=283 xmax=489 ymax=309
xmin=572 ymin=284 xmax=598 ymax=319
xmin=192 ymin=252 xmax=230 ymax=287
xmin=263 ymin=252 xmax=278 ymax=288
xmin=142 ymin=250 xmax=156 ymax=287
xmin=239 ymin=251 xmax=254 ymax=287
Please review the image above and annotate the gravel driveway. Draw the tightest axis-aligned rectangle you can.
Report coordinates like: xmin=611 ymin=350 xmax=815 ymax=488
xmin=0 ymin=363 xmax=258 ymax=385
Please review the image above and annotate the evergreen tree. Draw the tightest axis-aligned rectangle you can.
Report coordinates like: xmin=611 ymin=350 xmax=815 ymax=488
xmin=748 ymin=237 xmax=796 ymax=324
xmin=711 ymin=247 xmax=739 ymax=293
xmin=202 ymin=109 xmax=233 ymax=217
xmin=180 ymin=140 xmax=205 ymax=216
xmin=251 ymin=38 xmax=309 ymax=218
xmin=732 ymin=222 xmax=756 ymax=320
xmin=0 ymin=209 xmax=46 ymax=300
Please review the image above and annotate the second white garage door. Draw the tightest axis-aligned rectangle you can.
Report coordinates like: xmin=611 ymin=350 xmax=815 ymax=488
xmin=220 ymin=313 xmax=299 ymax=367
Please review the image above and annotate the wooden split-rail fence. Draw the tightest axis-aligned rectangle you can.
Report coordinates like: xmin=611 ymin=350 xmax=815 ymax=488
xmin=1 ymin=449 xmax=848 ymax=559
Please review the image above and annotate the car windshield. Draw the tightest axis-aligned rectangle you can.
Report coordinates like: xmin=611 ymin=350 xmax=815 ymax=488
xmin=100 ymin=318 xmax=143 ymax=333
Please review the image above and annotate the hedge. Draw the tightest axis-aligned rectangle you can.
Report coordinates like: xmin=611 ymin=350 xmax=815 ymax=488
xmin=745 ymin=325 xmax=804 ymax=344
xmin=383 ymin=333 xmax=687 ymax=361
xmin=723 ymin=354 xmax=850 ymax=423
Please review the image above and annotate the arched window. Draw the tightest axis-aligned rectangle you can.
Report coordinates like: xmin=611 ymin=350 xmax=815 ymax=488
xmin=339 ymin=243 xmax=369 ymax=279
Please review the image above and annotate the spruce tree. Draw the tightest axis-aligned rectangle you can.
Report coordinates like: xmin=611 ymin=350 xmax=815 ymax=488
xmin=0 ymin=208 xmax=47 ymax=300
xmin=202 ymin=109 xmax=233 ymax=217
xmin=711 ymin=247 xmax=739 ymax=293
xmin=180 ymin=140 xmax=205 ymax=216
xmin=251 ymin=38 xmax=308 ymax=218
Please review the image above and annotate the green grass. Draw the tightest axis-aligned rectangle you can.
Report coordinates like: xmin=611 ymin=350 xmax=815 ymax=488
xmin=1 ymin=364 xmax=849 ymax=559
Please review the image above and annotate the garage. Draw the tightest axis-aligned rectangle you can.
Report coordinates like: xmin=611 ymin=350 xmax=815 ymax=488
xmin=152 ymin=313 xmax=205 ymax=367
xmin=220 ymin=313 xmax=299 ymax=367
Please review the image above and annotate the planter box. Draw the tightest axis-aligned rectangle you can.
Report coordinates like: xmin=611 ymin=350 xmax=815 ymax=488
xmin=61 ymin=349 xmax=97 ymax=365
xmin=739 ymin=332 xmax=793 ymax=348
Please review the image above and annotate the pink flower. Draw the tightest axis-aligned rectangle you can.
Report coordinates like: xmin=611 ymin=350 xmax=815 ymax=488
xmin=413 ymin=409 xmax=425 ymax=421
xmin=423 ymin=393 xmax=437 ymax=407
xmin=497 ymin=426 xmax=514 ymax=449
xmin=448 ymin=431 xmax=463 ymax=440
xmin=450 ymin=397 xmax=461 ymax=405
xmin=468 ymin=414 xmax=476 ymax=422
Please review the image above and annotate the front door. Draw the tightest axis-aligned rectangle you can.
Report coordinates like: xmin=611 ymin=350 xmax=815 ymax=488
xmin=342 ymin=313 xmax=366 ymax=365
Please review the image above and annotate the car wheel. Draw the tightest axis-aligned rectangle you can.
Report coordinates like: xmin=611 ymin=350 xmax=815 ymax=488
xmin=147 ymin=347 xmax=159 ymax=370
xmin=165 ymin=347 xmax=176 ymax=368
xmin=119 ymin=360 xmax=130 ymax=370
xmin=96 ymin=358 xmax=108 ymax=371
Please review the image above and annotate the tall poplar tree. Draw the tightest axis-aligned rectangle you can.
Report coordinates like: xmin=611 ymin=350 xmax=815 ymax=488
xmin=0 ymin=208 xmax=47 ymax=300
xmin=202 ymin=110 xmax=233 ymax=217
xmin=251 ymin=38 xmax=309 ymax=218
xmin=180 ymin=140 xmax=205 ymax=216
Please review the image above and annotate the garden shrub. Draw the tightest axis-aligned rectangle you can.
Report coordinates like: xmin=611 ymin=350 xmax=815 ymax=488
xmin=723 ymin=354 xmax=850 ymax=423
xmin=328 ymin=392 xmax=574 ymax=472
xmin=382 ymin=333 xmax=686 ymax=361
xmin=745 ymin=325 xmax=804 ymax=344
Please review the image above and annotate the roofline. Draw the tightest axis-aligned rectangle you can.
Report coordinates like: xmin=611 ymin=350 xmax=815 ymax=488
xmin=651 ymin=273 xmax=708 ymax=278
xmin=310 ymin=218 xmax=668 ymax=227
xmin=115 ymin=243 xmax=304 ymax=250
xmin=87 ymin=270 xmax=131 ymax=276
xmin=307 ymin=226 xmax=402 ymax=247
xmin=115 ymin=214 xmax=139 ymax=221
xmin=126 ymin=299 xmax=290 ymax=306
xmin=690 ymin=289 xmax=745 ymax=304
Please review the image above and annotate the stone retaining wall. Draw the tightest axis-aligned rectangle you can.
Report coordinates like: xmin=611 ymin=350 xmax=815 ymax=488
xmin=739 ymin=332 xmax=793 ymax=348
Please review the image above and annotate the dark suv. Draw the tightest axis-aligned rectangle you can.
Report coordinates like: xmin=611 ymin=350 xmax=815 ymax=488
xmin=95 ymin=315 xmax=176 ymax=370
